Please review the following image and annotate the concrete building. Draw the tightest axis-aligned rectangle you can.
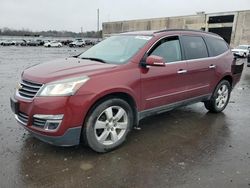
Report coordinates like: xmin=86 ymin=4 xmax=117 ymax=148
xmin=102 ymin=10 xmax=250 ymax=46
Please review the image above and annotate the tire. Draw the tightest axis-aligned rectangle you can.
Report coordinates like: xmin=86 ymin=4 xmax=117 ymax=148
xmin=83 ymin=98 xmax=133 ymax=153
xmin=204 ymin=80 xmax=231 ymax=113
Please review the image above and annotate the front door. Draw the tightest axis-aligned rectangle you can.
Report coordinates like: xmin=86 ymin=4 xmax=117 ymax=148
xmin=140 ymin=36 xmax=189 ymax=110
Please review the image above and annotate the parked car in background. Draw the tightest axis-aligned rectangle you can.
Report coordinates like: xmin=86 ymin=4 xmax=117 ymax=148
xmin=44 ymin=41 xmax=63 ymax=47
xmin=232 ymin=45 xmax=250 ymax=57
xmin=69 ymin=39 xmax=85 ymax=47
xmin=61 ymin=40 xmax=73 ymax=46
xmin=36 ymin=39 xmax=45 ymax=46
xmin=85 ymin=39 xmax=94 ymax=45
xmin=1 ymin=40 xmax=15 ymax=46
xmin=11 ymin=29 xmax=243 ymax=153
xmin=27 ymin=40 xmax=41 ymax=46
xmin=14 ymin=40 xmax=27 ymax=46
xmin=93 ymin=39 xmax=102 ymax=45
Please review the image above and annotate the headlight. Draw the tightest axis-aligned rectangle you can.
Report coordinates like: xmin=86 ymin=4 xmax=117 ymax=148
xmin=37 ymin=76 xmax=89 ymax=96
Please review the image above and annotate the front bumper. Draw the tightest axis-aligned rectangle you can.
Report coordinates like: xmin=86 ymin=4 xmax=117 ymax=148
xmin=11 ymin=93 xmax=92 ymax=146
xmin=15 ymin=114 xmax=81 ymax=146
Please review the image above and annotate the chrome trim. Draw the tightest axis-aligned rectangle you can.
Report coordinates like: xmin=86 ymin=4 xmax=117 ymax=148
xmin=31 ymin=120 xmax=62 ymax=132
xmin=20 ymin=80 xmax=42 ymax=89
xmin=18 ymin=90 xmax=36 ymax=97
xmin=16 ymin=90 xmax=34 ymax=101
xmin=15 ymin=114 xmax=27 ymax=126
xmin=33 ymin=114 xmax=64 ymax=120
xmin=44 ymin=120 xmax=62 ymax=131
xmin=209 ymin=65 xmax=216 ymax=69
xmin=140 ymin=94 xmax=212 ymax=120
xmin=17 ymin=79 xmax=44 ymax=100
xmin=177 ymin=69 xmax=187 ymax=74
xmin=32 ymin=114 xmax=64 ymax=132
xmin=146 ymin=85 xmax=210 ymax=101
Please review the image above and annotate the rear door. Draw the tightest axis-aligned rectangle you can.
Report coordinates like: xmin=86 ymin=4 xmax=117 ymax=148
xmin=180 ymin=35 xmax=215 ymax=99
xmin=141 ymin=36 xmax=189 ymax=110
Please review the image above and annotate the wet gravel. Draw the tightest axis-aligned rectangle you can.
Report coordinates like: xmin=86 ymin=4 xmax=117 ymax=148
xmin=0 ymin=46 xmax=250 ymax=188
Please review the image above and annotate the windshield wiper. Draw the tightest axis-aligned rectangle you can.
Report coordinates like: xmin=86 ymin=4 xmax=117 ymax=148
xmin=80 ymin=57 xmax=107 ymax=63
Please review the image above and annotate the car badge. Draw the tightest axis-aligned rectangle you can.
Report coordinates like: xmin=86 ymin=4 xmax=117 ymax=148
xmin=17 ymin=83 xmax=22 ymax=90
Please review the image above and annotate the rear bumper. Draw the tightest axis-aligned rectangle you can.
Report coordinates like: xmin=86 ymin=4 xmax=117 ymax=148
xmin=232 ymin=63 xmax=244 ymax=87
xmin=16 ymin=114 xmax=81 ymax=146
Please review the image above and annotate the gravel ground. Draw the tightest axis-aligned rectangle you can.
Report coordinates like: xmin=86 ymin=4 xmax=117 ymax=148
xmin=0 ymin=46 xmax=250 ymax=188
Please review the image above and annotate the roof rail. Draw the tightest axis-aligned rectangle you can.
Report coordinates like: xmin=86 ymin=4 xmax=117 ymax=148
xmin=153 ymin=29 xmax=220 ymax=37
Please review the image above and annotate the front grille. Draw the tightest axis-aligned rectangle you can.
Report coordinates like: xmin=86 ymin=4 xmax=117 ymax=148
xmin=17 ymin=112 xmax=29 ymax=125
xmin=33 ymin=117 xmax=46 ymax=129
xmin=18 ymin=80 xmax=43 ymax=99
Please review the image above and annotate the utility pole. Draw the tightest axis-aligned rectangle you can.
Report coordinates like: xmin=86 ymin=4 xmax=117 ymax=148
xmin=97 ymin=8 xmax=100 ymax=38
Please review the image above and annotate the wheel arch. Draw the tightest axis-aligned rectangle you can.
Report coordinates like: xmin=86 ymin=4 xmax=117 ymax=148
xmin=220 ymin=74 xmax=233 ymax=87
xmin=82 ymin=91 xmax=139 ymax=134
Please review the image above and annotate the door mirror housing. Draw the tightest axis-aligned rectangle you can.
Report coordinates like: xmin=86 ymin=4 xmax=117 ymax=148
xmin=145 ymin=55 xmax=166 ymax=67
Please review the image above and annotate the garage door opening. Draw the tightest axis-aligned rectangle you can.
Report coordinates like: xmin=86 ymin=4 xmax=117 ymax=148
xmin=208 ymin=15 xmax=234 ymax=24
xmin=208 ymin=27 xmax=233 ymax=44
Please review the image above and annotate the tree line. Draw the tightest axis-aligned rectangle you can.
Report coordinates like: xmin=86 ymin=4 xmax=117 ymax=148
xmin=0 ymin=28 xmax=102 ymax=38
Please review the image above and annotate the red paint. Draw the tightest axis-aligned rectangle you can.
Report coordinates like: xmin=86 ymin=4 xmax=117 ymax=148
xmin=13 ymin=30 xmax=242 ymax=138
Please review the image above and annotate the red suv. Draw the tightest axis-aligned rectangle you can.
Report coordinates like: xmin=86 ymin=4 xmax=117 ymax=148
xmin=10 ymin=29 xmax=243 ymax=152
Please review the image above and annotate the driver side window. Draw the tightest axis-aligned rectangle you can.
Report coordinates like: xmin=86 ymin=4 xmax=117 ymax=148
xmin=149 ymin=36 xmax=182 ymax=63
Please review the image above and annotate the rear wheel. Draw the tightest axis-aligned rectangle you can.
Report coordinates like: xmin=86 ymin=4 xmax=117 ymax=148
xmin=204 ymin=80 xmax=231 ymax=113
xmin=83 ymin=98 xmax=133 ymax=153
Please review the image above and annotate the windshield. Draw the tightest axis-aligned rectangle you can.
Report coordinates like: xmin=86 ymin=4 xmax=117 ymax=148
xmin=79 ymin=35 xmax=152 ymax=64
xmin=237 ymin=45 xmax=248 ymax=50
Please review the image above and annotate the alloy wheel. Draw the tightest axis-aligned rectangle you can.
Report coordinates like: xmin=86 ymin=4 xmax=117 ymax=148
xmin=215 ymin=84 xmax=229 ymax=109
xmin=94 ymin=106 xmax=128 ymax=146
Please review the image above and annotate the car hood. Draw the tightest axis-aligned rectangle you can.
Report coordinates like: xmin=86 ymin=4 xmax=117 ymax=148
xmin=22 ymin=57 xmax=117 ymax=83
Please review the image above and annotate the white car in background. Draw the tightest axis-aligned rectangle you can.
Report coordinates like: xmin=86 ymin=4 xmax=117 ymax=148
xmin=231 ymin=45 xmax=250 ymax=57
xmin=44 ymin=41 xmax=62 ymax=47
xmin=69 ymin=39 xmax=85 ymax=47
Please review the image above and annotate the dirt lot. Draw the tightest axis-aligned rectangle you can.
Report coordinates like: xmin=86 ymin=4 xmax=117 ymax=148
xmin=0 ymin=46 xmax=250 ymax=188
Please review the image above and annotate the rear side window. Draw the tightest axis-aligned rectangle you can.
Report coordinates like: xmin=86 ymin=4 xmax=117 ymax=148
xmin=149 ymin=36 xmax=182 ymax=63
xmin=205 ymin=36 xmax=229 ymax=56
xmin=181 ymin=36 xmax=208 ymax=60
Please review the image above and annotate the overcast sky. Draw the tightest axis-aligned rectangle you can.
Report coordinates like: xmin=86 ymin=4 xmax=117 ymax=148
xmin=0 ymin=0 xmax=250 ymax=32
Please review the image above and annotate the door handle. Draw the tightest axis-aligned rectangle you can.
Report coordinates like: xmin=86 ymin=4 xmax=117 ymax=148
xmin=209 ymin=64 xmax=216 ymax=69
xmin=177 ymin=69 xmax=187 ymax=74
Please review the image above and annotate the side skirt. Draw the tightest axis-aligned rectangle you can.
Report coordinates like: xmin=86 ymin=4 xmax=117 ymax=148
xmin=137 ymin=94 xmax=211 ymax=122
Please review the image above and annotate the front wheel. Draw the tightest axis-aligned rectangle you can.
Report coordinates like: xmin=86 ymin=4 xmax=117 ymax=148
xmin=83 ymin=98 xmax=133 ymax=153
xmin=204 ymin=80 xmax=231 ymax=113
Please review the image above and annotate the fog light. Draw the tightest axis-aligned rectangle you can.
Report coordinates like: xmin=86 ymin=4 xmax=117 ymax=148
xmin=45 ymin=120 xmax=62 ymax=131
xmin=33 ymin=114 xmax=63 ymax=131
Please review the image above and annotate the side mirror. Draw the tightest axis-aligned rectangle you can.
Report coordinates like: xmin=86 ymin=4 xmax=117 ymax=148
xmin=146 ymin=55 xmax=166 ymax=67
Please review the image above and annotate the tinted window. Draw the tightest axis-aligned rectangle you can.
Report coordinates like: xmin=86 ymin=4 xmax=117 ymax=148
xmin=150 ymin=37 xmax=182 ymax=63
xmin=182 ymin=36 xmax=208 ymax=60
xmin=205 ymin=36 xmax=229 ymax=56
